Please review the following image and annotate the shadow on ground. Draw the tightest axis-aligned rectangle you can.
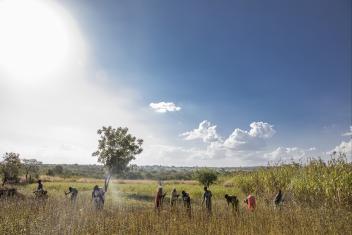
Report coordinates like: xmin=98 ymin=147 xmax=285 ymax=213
xmin=126 ymin=193 xmax=154 ymax=202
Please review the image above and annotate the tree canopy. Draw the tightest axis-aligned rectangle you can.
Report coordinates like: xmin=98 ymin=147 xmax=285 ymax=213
xmin=92 ymin=126 xmax=143 ymax=190
xmin=22 ymin=159 xmax=42 ymax=183
xmin=1 ymin=152 xmax=22 ymax=186
xmin=193 ymin=168 xmax=218 ymax=187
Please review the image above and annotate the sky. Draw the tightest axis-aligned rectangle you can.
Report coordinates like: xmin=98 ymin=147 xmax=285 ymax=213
xmin=0 ymin=0 xmax=351 ymax=166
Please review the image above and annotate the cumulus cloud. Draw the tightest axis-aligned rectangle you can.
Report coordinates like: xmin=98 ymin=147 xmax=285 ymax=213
xmin=329 ymin=139 xmax=352 ymax=157
xmin=179 ymin=121 xmax=276 ymax=164
xmin=180 ymin=120 xmax=220 ymax=143
xmin=342 ymin=126 xmax=352 ymax=136
xmin=149 ymin=102 xmax=181 ymax=113
xmin=181 ymin=121 xmax=275 ymax=150
xmin=248 ymin=122 xmax=276 ymax=138
xmin=223 ymin=122 xmax=275 ymax=150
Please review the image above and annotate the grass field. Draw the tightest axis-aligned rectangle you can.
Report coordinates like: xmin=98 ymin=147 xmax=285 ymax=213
xmin=1 ymin=178 xmax=352 ymax=235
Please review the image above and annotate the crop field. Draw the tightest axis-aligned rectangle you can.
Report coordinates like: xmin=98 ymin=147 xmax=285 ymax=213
xmin=1 ymin=177 xmax=352 ymax=235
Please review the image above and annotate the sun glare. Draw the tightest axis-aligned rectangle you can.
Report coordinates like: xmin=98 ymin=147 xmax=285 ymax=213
xmin=0 ymin=0 xmax=71 ymax=83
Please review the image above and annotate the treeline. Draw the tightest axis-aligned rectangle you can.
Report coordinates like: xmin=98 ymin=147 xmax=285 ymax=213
xmin=39 ymin=164 xmax=238 ymax=180
xmin=40 ymin=164 xmax=104 ymax=179
xmin=40 ymin=164 xmax=256 ymax=180
xmin=0 ymin=152 xmax=255 ymax=182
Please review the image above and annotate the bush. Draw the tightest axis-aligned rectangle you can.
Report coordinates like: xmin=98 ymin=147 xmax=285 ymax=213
xmin=193 ymin=168 xmax=218 ymax=187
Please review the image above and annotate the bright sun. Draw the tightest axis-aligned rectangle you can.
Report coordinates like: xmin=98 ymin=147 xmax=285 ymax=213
xmin=0 ymin=0 xmax=70 ymax=82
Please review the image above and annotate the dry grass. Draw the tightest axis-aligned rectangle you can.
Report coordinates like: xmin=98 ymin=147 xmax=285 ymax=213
xmin=1 ymin=181 xmax=351 ymax=235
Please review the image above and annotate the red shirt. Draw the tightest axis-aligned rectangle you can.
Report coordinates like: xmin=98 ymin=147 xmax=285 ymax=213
xmin=247 ymin=195 xmax=256 ymax=210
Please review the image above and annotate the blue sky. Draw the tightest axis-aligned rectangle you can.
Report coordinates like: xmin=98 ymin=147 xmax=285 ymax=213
xmin=0 ymin=0 xmax=351 ymax=166
xmin=65 ymin=1 xmax=351 ymax=144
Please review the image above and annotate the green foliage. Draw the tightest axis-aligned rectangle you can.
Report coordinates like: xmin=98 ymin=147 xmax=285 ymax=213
xmin=54 ymin=165 xmax=64 ymax=174
xmin=193 ymin=168 xmax=218 ymax=187
xmin=46 ymin=168 xmax=55 ymax=176
xmin=231 ymin=153 xmax=352 ymax=207
xmin=22 ymin=159 xmax=42 ymax=183
xmin=92 ymin=126 xmax=143 ymax=190
xmin=46 ymin=165 xmax=64 ymax=177
xmin=42 ymin=164 xmax=104 ymax=178
xmin=38 ymin=164 xmax=195 ymax=180
xmin=92 ymin=126 xmax=143 ymax=175
xmin=0 ymin=152 xmax=22 ymax=185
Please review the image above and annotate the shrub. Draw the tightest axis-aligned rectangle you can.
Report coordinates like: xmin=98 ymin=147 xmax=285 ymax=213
xmin=193 ymin=168 xmax=218 ymax=187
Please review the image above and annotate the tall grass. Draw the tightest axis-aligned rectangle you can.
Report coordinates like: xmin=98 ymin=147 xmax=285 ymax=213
xmin=229 ymin=154 xmax=352 ymax=208
xmin=1 ymin=191 xmax=351 ymax=234
xmin=1 ymin=154 xmax=351 ymax=234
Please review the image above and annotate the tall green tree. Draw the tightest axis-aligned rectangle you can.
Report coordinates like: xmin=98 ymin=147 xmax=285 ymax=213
xmin=92 ymin=126 xmax=143 ymax=191
xmin=1 ymin=152 xmax=22 ymax=186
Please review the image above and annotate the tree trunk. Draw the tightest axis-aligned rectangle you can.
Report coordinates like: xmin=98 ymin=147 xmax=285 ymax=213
xmin=104 ymin=173 xmax=111 ymax=192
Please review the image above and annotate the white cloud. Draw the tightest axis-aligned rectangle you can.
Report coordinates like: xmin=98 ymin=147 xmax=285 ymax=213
xmin=149 ymin=102 xmax=181 ymax=113
xmin=179 ymin=121 xmax=277 ymax=164
xmin=180 ymin=120 xmax=220 ymax=143
xmin=329 ymin=139 xmax=352 ymax=157
xmin=248 ymin=122 xmax=276 ymax=138
xmin=342 ymin=126 xmax=352 ymax=136
xmin=223 ymin=122 xmax=275 ymax=151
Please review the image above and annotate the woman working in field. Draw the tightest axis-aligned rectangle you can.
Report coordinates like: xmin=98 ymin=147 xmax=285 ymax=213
xmin=170 ymin=188 xmax=179 ymax=207
xmin=244 ymin=193 xmax=256 ymax=211
xmin=155 ymin=186 xmax=166 ymax=212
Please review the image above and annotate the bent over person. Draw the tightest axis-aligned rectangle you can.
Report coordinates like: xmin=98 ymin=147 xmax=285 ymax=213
xmin=36 ymin=180 xmax=43 ymax=192
xmin=182 ymin=190 xmax=191 ymax=217
xmin=182 ymin=190 xmax=191 ymax=209
xmin=244 ymin=194 xmax=256 ymax=211
xmin=274 ymin=189 xmax=283 ymax=206
xmin=65 ymin=187 xmax=78 ymax=203
xmin=225 ymin=194 xmax=239 ymax=211
xmin=33 ymin=180 xmax=47 ymax=198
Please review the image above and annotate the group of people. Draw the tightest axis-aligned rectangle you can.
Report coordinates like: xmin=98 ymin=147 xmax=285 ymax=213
xmin=155 ymin=185 xmax=284 ymax=214
xmin=32 ymin=180 xmax=284 ymax=212
xmin=154 ymin=186 xmax=214 ymax=214
xmin=33 ymin=180 xmax=105 ymax=209
xmin=156 ymin=187 xmax=192 ymax=211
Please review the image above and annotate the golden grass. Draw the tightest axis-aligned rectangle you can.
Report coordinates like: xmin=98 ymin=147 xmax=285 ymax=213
xmin=1 ymin=180 xmax=351 ymax=235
